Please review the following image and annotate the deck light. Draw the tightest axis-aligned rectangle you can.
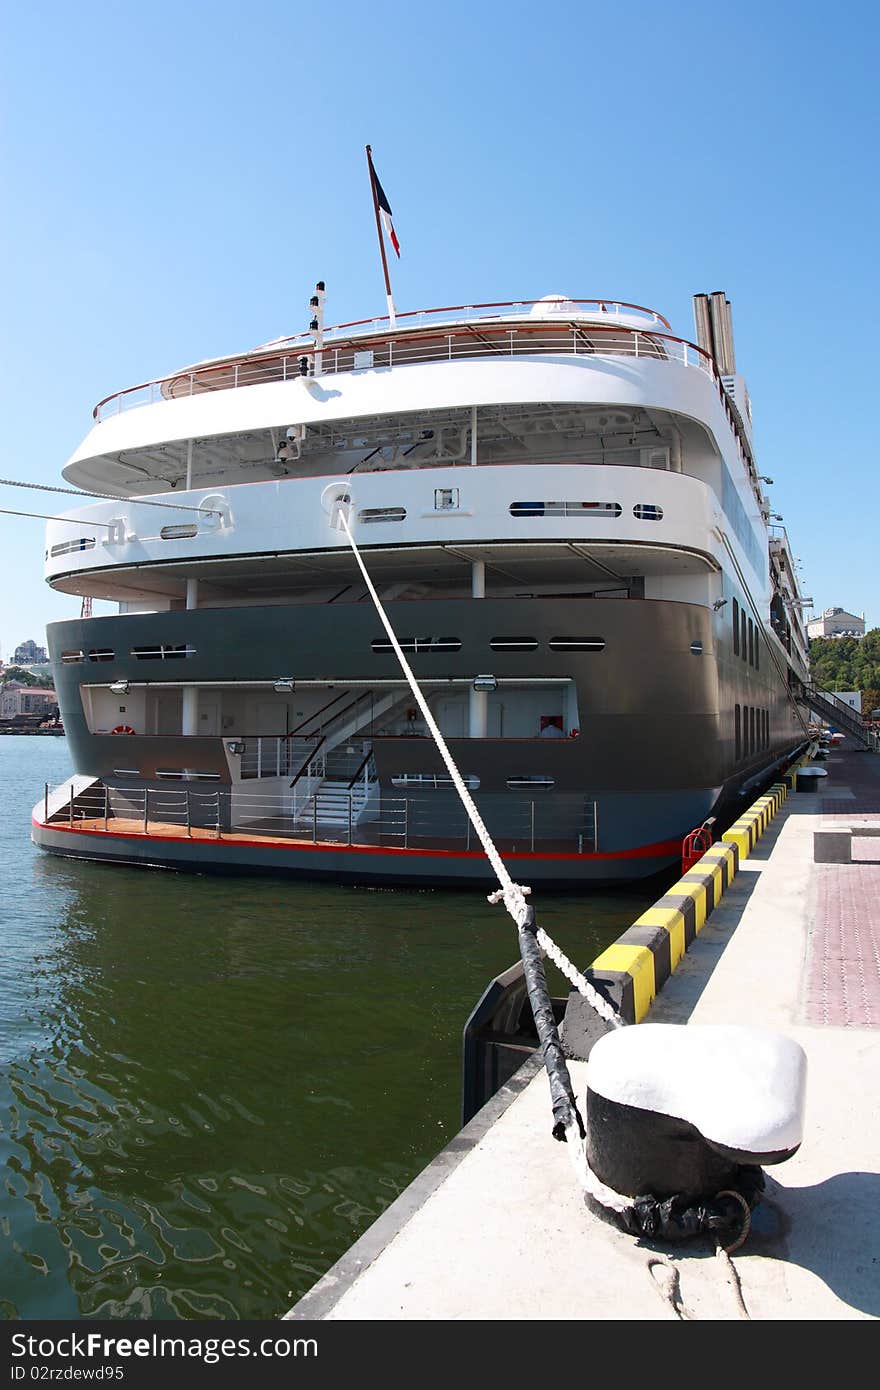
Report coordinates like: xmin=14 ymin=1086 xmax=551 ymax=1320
xmin=472 ymin=674 xmax=497 ymax=693
xmin=109 ymin=679 xmax=130 ymax=694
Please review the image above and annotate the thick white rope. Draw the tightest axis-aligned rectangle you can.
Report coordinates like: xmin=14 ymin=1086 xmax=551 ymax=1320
xmin=337 ymin=503 xmax=620 ymax=1027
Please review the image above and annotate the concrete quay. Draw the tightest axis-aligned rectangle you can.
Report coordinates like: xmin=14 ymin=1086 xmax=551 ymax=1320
xmin=287 ymin=746 xmax=880 ymax=1321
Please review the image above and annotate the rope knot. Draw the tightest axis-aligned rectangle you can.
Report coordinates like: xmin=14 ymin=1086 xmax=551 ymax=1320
xmin=487 ymin=883 xmax=531 ymax=928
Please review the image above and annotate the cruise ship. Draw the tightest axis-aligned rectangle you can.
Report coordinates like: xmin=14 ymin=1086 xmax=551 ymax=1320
xmin=32 ymin=289 xmax=813 ymax=885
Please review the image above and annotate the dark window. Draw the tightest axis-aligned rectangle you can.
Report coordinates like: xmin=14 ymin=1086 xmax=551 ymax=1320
xmin=750 ymin=706 xmax=756 ymax=755
xmin=131 ymin=644 xmax=197 ymax=660
xmin=358 ymin=507 xmax=407 ymax=524
xmin=748 ymin=619 xmax=754 ymax=667
xmin=506 ymin=776 xmax=556 ymax=789
xmin=755 ymin=630 xmax=760 ymax=670
xmin=735 ymin=704 xmax=741 ymax=761
xmin=87 ymin=648 xmax=115 ymax=662
xmin=633 ymin=503 xmax=664 ymax=521
xmin=160 ymin=524 xmax=198 ymax=540
xmin=548 ymin=637 xmax=605 ymax=652
xmin=489 ymin=637 xmax=539 ymax=652
xmin=732 ymin=599 xmax=739 ymax=655
xmin=741 ymin=610 xmax=747 ymax=661
xmin=61 ymin=650 xmax=84 ymax=663
xmin=690 ymin=640 xmax=703 ymax=655
xmin=510 ymin=501 xmax=622 ymax=518
xmin=371 ymin=637 xmax=461 ymax=653
xmin=50 ymin=537 xmax=96 ymax=557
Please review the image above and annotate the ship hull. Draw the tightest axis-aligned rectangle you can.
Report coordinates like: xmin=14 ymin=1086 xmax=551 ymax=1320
xmin=34 ymin=593 xmax=806 ymax=887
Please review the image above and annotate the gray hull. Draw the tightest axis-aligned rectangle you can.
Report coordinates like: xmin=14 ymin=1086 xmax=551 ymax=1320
xmin=35 ymin=593 xmax=806 ymax=886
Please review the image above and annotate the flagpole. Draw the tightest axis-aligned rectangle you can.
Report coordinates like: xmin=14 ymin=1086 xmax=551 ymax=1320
xmin=366 ymin=144 xmax=397 ymax=327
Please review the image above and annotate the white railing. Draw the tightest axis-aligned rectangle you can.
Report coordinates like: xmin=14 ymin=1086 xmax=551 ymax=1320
xmin=94 ymin=311 xmax=710 ymax=421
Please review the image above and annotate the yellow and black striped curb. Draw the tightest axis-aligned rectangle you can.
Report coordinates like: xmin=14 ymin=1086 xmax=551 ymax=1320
xmin=585 ymin=781 xmax=789 ymax=1023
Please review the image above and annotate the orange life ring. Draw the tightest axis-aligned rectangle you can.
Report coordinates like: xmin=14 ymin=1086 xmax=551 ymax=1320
xmin=111 ymin=724 xmax=136 ymax=735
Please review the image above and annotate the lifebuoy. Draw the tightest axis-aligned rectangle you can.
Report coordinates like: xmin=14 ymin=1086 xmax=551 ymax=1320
xmin=111 ymin=724 xmax=136 ymax=735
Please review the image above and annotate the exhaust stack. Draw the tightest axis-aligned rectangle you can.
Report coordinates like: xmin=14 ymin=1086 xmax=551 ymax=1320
xmin=692 ymin=291 xmax=737 ymax=376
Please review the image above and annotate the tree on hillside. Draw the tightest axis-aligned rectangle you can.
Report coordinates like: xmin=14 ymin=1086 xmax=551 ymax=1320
xmin=809 ymin=629 xmax=880 ymax=707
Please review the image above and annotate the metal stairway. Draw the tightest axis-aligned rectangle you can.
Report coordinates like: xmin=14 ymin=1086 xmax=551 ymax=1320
xmin=800 ymin=682 xmax=878 ymax=751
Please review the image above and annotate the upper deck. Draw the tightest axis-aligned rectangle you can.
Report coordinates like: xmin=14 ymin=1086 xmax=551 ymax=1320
xmin=92 ymin=299 xmax=676 ymax=421
xmin=47 ymin=294 xmax=774 ymax=611
xmin=61 ymin=296 xmax=762 ymax=522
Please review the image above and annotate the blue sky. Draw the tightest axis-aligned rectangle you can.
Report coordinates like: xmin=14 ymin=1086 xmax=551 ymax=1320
xmin=1 ymin=0 xmax=877 ymax=661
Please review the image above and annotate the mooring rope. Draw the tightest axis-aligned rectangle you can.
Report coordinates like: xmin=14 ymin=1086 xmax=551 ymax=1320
xmin=0 ymin=476 xmax=219 ymax=516
xmin=335 ymin=501 xmax=620 ymax=1029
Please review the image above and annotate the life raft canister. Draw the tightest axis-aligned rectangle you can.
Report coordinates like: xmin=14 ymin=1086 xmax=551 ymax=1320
xmin=111 ymin=725 xmax=136 ymax=735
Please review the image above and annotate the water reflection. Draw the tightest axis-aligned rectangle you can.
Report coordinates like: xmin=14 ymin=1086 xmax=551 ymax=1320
xmin=1 ymin=738 xmax=654 ymax=1319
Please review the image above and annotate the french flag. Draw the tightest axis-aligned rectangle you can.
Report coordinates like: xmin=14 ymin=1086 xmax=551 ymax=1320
xmin=371 ymin=164 xmax=400 ymax=258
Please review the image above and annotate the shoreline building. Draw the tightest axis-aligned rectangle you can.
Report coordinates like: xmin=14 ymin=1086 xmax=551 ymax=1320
xmin=807 ymin=608 xmax=866 ymax=641
xmin=0 ymin=681 xmax=58 ymax=721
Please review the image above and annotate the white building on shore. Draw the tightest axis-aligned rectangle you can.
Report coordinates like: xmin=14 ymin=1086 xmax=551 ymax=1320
xmin=807 ymin=607 xmax=866 ymax=640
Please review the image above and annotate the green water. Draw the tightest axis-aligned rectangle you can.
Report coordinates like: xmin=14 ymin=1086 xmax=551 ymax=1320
xmin=0 ymin=737 xmax=658 ymax=1320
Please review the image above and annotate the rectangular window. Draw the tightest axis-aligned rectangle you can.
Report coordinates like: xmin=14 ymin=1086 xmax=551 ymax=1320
xmin=748 ymin=619 xmax=754 ymax=667
xmin=750 ymin=706 xmax=756 ymax=755
xmin=735 ymin=704 xmax=741 ymax=761
xmin=548 ymin=637 xmax=605 ymax=652
xmin=732 ymin=599 xmax=739 ymax=655
xmin=371 ymin=637 xmax=461 ymax=653
xmin=741 ymin=610 xmax=747 ymax=661
xmin=131 ymin=644 xmax=197 ymax=660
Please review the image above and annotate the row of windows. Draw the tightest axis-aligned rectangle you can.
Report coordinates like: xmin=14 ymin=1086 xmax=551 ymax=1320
xmin=734 ymin=704 xmax=769 ymax=762
xmin=358 ymin=501 xmax=667 ymax=524
xmin=510 ymin=501 xmax=663 ymax=520
xmin=731 ymin=598 xmax=760 ymax=670
xmin=64 ymin=636 xmax=607 ymax=665
xmin=62 ymin=645 xmax=196 ymax=663
xmin=371 ymin=636 xmax=606 ymax=654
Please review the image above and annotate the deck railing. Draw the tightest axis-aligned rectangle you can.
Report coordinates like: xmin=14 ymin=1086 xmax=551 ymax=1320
xmin=44 ymin=781 xmax=601 ymax=853
xmin=94 ymin=312 xmax=709 ymax=421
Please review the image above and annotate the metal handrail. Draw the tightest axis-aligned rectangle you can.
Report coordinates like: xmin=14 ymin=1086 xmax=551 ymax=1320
xmin=288 ymin=736 xmax=326 ymax=789
xmin=93 ymin=316 xmax=706 ymax=421
xmin=93 ymin=298 xmax=672 ymax=418
xmin=345 ymin=749 xmax=376 ymax=791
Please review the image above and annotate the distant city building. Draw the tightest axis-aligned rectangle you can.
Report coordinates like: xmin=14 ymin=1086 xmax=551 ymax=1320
xmin=0 ymin=682 xmax=58 ymax=719
xmin=13 ymin=638 xmax=48 ymax=665
xmin=807 ymin=607 xmax=866 ymax=640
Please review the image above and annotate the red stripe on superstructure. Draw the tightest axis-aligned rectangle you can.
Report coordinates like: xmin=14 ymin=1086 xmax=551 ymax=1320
xmin=32 ymin=818 xmax=680 ymax=862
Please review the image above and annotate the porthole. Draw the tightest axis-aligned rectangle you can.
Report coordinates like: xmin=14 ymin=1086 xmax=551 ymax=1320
xmin=633 ymin=504 xmax=663 ymax=521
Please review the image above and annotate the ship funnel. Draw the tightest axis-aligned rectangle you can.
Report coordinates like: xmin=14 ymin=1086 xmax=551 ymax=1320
xmin=692 ymin=293 xmax=713 ymax=358
xmin=692 ymin=291 xmax=737 ymax=375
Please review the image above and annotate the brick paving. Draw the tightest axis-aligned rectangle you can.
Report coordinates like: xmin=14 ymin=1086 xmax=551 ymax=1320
xmin=803 ymin=747 xmax=880 ymax=1028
